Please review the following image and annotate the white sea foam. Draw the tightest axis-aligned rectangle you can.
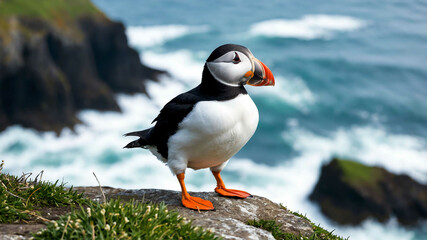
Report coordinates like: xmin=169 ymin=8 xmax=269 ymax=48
xmin=126 ymin=25 xmax=209 ymax=48
xmin=141 ymin=50 xmax=204 ymax=86
xmin=0 ymin=94 xmax=167 ymax=186
xmin=284 ymin=125 xmax=427 ymax=184
xmin=337 ymin=218 xmax=415 ymax=240
xmin=250 ymin=15 xmax=366 ymax=40
xmin=247 ymin=75 xmax=315 ymax=112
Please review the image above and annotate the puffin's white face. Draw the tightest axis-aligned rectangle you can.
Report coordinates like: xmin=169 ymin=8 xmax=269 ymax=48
xmin=205 ymin=44 xmax=275 ymax=87
xmin=206 ymin=50 xmax=254 ymax=87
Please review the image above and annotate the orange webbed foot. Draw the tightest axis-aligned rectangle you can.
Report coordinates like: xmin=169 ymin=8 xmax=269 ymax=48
xmin=177 ymin=173 xmax=215 ymax=211
xmin=212 ymin=171 xmax=252 ymax=198
xmin=182 ymin=195 xmax=215 ymax=211
xmin=215 ymin=187 xmax=252 ymax=198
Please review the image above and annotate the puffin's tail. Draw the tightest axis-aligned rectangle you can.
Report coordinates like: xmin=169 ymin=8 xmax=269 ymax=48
xmin=123 ymin=128 xmax=151 ymax=149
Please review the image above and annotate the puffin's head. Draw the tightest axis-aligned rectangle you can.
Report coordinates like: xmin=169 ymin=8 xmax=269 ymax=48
xmin=205 ymin=44 xmax=275 ymax=87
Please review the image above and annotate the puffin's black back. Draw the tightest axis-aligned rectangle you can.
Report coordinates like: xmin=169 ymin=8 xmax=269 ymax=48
xmin=124 ymin=64 xmax=247 ymax=159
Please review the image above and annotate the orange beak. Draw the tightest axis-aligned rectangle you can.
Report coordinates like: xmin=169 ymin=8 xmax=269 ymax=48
xmin=246 ymin=58 xmax=275 ymax=86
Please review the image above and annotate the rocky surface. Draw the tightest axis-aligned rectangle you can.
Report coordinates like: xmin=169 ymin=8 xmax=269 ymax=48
xmin=0 ymin=187 xmax=314 ymax=239
xmin=77 ymin=187 xmax=314 ymax=240
xmin=0 ymin=1 xmax=165 ymax=134
xmin=0 ymin=205 xmax=72 ymax=239
xmin=0 ymin=224 xmax=44 ymax=240
xmin=310 ymin=158 xmax=427 ymax=225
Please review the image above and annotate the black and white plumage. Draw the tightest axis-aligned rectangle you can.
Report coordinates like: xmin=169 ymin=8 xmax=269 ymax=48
xmin=124 ymin=44 xmax=274 ymax=210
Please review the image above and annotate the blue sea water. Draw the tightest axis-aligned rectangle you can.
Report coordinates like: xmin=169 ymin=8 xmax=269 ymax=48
xmin=1 ymin=0 xmax=427 ymax=239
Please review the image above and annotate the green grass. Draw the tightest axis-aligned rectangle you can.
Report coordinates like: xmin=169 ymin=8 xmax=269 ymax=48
xmin=0 ymin=0 xmax=101 ymax=20
xmin=247 ymin=219 xmax=299 ymax=240
xmin=289 ymin=210 xmax=347 ymax=240
xmin=0 ymin=0 xmax=103 ymax=39
xmin=1 ymin=161 xmax=219 ymax=239
xmin=247 ymin=206 xmax=347 ymax=240
xmin=0 ymin=160 xmax=88 ymax=223
xmin=2 ymin=159 xmax=343 ymax=239
xmin=34 ymin=199 xmax=221 ymax=240
xmin=335 ymin=158 xmax=383 ymax=187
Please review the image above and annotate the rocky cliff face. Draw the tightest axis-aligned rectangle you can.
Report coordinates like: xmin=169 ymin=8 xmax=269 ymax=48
xmin=0 ymin=2 xmax=165 ymax=134
xmin=310 ymin=158 xmax=427 ymax=226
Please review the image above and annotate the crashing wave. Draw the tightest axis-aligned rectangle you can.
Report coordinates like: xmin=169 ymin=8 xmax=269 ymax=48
xmin=250 ymin=15 xmax=366 ymax=40
xmin=126 ymin=25 xmax=209 ymax=48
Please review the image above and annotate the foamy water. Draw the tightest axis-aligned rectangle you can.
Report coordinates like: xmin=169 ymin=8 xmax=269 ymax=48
xmin=126 ymin=25 xmax=209 ymax=48
xmin=247 ymin=75 xmax=316 ymax=112
xmin=250 ymin=15 xmax=366 ymax=40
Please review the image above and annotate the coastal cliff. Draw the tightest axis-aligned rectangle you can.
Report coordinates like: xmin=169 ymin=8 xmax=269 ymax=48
xmin=0 ymin=0 xmax=165 ymax=134
xmin=310 ymin=158 xmax=427 ymax=226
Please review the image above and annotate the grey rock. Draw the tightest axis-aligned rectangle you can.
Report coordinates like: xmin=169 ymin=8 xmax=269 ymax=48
xmin=0 ymin=223 xmax=46 ymax=240
xmin=77 ymin=187 xmax=314 ymax=239
xmin=0 ymin=235 xmax=27 ymax=240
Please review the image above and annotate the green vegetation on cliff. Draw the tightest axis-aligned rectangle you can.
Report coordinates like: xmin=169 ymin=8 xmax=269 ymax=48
xmin=34 ymin=199 xmax=220 ymax=240
xmin=247 ymin=207 xmax=347 ymax=240
xmin=0 ymin=160 xmax=88 ymax=223
xmin=0 ymin=0 xmax=101 ymax=20
xmin=0 ymin=162 xmax=219 ymax=239
xmin=336 ymin=158 xmax=383 ymax=187
xmin=0 ymin=0 xmax=103 ymax=37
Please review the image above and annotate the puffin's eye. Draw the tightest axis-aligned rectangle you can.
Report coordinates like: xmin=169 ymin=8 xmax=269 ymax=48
xmin=232 ymin=52 xmax=241 ymax=63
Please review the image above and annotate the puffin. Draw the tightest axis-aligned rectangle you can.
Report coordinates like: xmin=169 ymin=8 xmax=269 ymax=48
xmin=124 ymin=44 xmax=274 ymax=211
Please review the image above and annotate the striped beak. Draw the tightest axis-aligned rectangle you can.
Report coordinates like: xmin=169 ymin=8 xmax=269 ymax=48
xmin=246 ymin=58 xmax=275 ymax=86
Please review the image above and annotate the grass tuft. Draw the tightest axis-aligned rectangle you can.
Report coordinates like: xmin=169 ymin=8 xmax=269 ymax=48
xmin=247 ymin=205 xmax=348 ymax=240
xmin=1 ymin=161 xmax=219 ymax=239
xmin=248 ymin=219 xmax=298 ymax=239
xmin=33 ymin=199 xmax=221 ymax=240
xmin=0 ymin=160 xmax=88 ymax=223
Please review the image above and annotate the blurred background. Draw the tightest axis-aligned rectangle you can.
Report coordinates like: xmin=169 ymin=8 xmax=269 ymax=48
xmin=1 ymin=0 xmax=426 ymax=239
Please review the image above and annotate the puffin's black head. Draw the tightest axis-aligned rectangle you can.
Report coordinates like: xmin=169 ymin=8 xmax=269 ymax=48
xmin=205 ymin=44 xmax=275 ymax=87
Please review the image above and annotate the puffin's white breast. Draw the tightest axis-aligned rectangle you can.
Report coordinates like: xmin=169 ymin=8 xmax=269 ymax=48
xmin=167 ymin=94 xmax=259 ymax=170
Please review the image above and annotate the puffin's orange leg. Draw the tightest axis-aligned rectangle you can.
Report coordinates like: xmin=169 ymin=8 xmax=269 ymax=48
xmin=212 ymin=171 xmax=252 ymax=198
xmin=177 ymin=173 xmax=214 ymax=211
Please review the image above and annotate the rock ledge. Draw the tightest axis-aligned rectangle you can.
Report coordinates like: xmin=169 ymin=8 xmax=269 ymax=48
xmin=78 ymin=187 xmax=314 ymax=240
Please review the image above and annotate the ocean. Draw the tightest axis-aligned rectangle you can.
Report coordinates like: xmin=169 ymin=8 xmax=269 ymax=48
xmin=1 ymin=0 xmax=427 ymax=239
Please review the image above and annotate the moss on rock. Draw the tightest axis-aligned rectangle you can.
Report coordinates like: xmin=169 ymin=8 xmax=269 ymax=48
xmin=337 ymin=159 xmax=383 ymax=185
xmin=310 ymin=158 xmax=427 ymax=225
xmin=0 ymin=0 xmax=101 ymax=21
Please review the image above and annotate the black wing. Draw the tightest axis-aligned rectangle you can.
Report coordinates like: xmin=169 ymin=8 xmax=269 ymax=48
xmin=146 ymin=86 xmax=206 ymax=159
